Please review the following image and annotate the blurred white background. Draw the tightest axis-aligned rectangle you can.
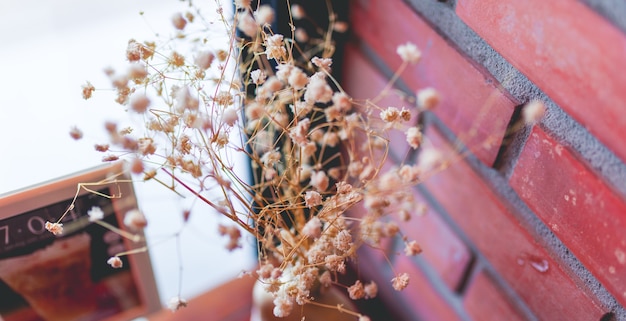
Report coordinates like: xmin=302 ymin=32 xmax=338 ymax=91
xmin=0 ymin=0 xmax=255 ymax=308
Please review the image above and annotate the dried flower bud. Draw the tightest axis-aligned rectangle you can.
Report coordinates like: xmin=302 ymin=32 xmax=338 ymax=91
xmin=254 ymin=5 xmax=275 ymax=25
xmin=107 ymin=256 xmax=123 ymax=268
xmin=195 ymin=51 xmax=214 ymax=70
xmin=45 ymin=222 xmax=63 ymax=235
xmin=404 ymin=240 xmax=423 ymax=256
xmin=291 ymin=4 xmax=305 ymax=19
xmin=396 ymin=42 xmax=421 ymax=64
xmin=88 ymin=206 xmax=104 ymax=222
xmin=69 ymin=126 xmax=83 ymax=140
xmin=82 ymin=81 xmax=95 ymax=99
xmin=124 ymin=209 xmax=147 ymax=230
xmin=417 ymin=87 xmax=440 ymax=110
xmin=348 ymin=280 xmax=365 ymax=300
xmin=406 ymin=127 xmax=423 ymax=149
xmin=130 ymin=93 xmax=150 ymax=113
xmin=168 ymin=296 xmax=188 ymax=312
xmin=391 ymin=272 xmax=410 ymax=291
xmin=171 ymin=13 xmax=187 ymax=30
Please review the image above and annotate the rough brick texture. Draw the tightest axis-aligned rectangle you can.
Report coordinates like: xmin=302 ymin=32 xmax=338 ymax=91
xmin=510 ymin=126 xmax=626 ymax=307
xmin=457 ymin=0 xmax=626 ymax=163
xmin=344 ymin=0 xmax=626 ymax=319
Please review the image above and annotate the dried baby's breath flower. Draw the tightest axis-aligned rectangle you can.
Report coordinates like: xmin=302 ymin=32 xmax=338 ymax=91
xmin=171 ymin=12 xmax=187 ymax=30
xmin=291 ymin=4 xmax=305 ymax=19
xmin=364 ymin=281 xmax=378 ymax=299
xmin=45 ymin=222 xmax=63 ymax=235
xmin=302 ymin=216 xmax=322 ymax=238
xmin=404 ymin=240 xmax=422 ymax=256
xmin=254 ymin=5 xmax=275 ymax=26
xmin=311 ymin=56 xmax=332 ymax=72
xmin=417 ymin=87 xmax=440 ymax=110
xmin=94 ymin=144 xmax=109 ymax=152
xmin=102 ymin=154 xmax=120 ymax=162
xmin=348 ymin=280 xmax=365 ymax=300
xmin=237 ymin=12 xmax=258 ymax=38
xmin=69 ymin=126 xmax=83 ymax=140
xmin=294 ymin=28 xmax=308 ymax=43
xmin=124 ymin=209 xmax=147 ymax=230
xmin=195 ymin=51 xmax=214 ymax=70
xmin=406 ymin=127 xmax=423 ymax=149
xmin=170 ymin=51 xmax=185 ymax=67
xmin=130 ymin=158 xmax=144 ymax=174
xmin=523 ymin=100 xmax=546 ymax=125
xmin=222 ymin=107 xmax=239 ymax=126
xmin=130 ymin=93 xmax=150 ymax=113
xmin=265 ymin=34 xmax=286 ymax=60
xmin=391 ymin=272 xmax=410 ymax=291
xmin=310 ymin=170 xmax=329 ymax=192
xmin=82 ymin=81 xmax=95 ymax=99
xmin=107 ymin=256 xmax=123 ymax=268
xmin=88 ymin=206 xmax=104 ymax=222
xmin=396 ymin=42 xmax=421 ymax=64
xmin=333 ymin=21 xmax=349 ymax=33
xmin=250 ymin=69 xmax=266 ymax=85
xmin=304 ymin=73 xmax=333 ymax=103
xmin=168 ymin=296 xmax=188 ymax=312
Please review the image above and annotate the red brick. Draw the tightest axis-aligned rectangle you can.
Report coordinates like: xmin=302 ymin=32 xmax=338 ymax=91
xmin=350 ymin=0 xmax=516 ymax=166
xmin=463 ymin=271 xmax=526 ymax=321
xmin=457 ymin=0 xmax=626 ymax=163
xmin=393 ymin=256 xmax=462 ymax=321
xmin=510 ymin=126 xmax=626 ymax=306
xmin=342 ymin=43 xmax=417 ymax=160
xmin=394 ymin=188 xmax=472 ymax=291
xmin=422 ymin=127 xmax=607 ymax=320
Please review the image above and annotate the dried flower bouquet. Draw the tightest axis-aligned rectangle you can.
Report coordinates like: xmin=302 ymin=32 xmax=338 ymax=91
xmin=50 ymin=0 xmax=545 ymax=320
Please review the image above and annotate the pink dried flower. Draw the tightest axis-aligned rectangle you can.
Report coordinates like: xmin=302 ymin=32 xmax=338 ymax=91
xmin=222 ymin=107 xmax=239 ymax=126
xmin=102 ymin=154 xmax=120 ymax=162
xmin=391 ymin=273 xmax=410 ymax=291
xmin=127 ymin=64 xmax=148 ymax=81
xmin=82 ymin=81 xmax=95 ymax=99
xmin=348 ymin=280 xmax=365 ymax=300
xmin=417 ymin=148 xmax=444 ymax=173
xmin=333 ymin=230 xmax=353 ymax=253
xmin=380 ymin=106 xmax=400 ymax=123
xmin=288 ymin=118 xmax=310 ymax=146
xmin=417 ymin=87 xmax=440 ymax=110
xmin=69 ymin=126 xmax=83 ymax=140
xmin=399 ymin=164 xmax=420 ymax=183
xmin=311 ymin=56 xmax=333 ymax=72
xmin=396 ymin=42 xmax=421 ymax=64
xmin=171 ymin=13 xmax=187 ymax=30
xmin=124 ymin=209 xmax=147 ymax=230
xmin=304 ymin=73 xmax=333 ymax=104
xmin=406 ymin=127 xmax=423 ymax=149
xmin=130 ymin=158 xmax=144 ymax=174
xmin=523 ymin=100 xmax=546 ymax=124
xmin=294 ymin=28 xmax=309 ymax=43
xmin=195 ymin=51 xmax=214 ymax=70
xmin=364 ymin=281 xmax=378 ymax=299
xmin=272 ymin=295 xmax=293 ymax=318
xmin=404 ymin=240 xmax=423 ymax=256
xmin=302 ymin=216 xmax=322 ymax=239
xmin=291 ymin=4 xmax=305 ymax=19
xmin=324 ymin=254 xmax=346 ymax=273
xmin=332 ymin=92 xmax=351 ymax=112
xmin=302 ymin=141 xmax=317 ymax=157
xmin=94 ymin=144 xmax=109 ymax=152
xmin=304 ymin=191 xmax=322 ymax=209
xmin=45 ymin=221 xmax=63 ymax=235
xmin=287 ymin=67 xmax=309 ymax=90
xmin=310 ymin=170 xmax=329 ymax=192
xmin=250 ymin=69 xmax=266 ymax=85
xmin=237 ymin=13 xmax=258 ymax=38
xmin=107 ymin=256 xmax=123 ymax=268
xmin=265 ymin=34 xmax=286 ymax=60
xmin=333 ymin=21 xmax=349 ymax=33
xmin=319 ymin=270 xmax=332 ymax=287
xmin=130 ymin=93 xmax=150 ymax=113
xmin=254 ymin=5 xmax=275 ymax=25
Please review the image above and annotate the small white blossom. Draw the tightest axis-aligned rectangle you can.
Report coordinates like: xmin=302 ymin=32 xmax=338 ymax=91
xmin=168 ymin=296 xmax=188 ymax=312
xmin=397 ymin=42 xmax=421 ymax=64
xmin=88 ymin=206 xmax=104 ymax=222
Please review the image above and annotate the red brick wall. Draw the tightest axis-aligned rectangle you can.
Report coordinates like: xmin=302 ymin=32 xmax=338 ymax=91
xmin=343 ymin=0 xmax=626 ymax=320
